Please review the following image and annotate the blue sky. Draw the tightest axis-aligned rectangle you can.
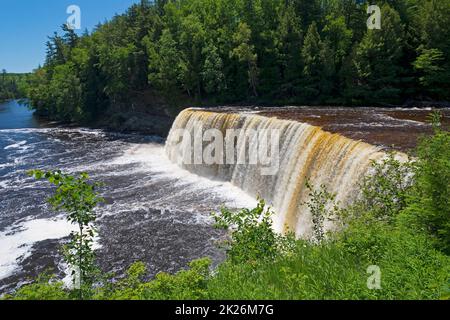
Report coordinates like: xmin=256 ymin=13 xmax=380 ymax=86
xmin=0 ymin=0 xmax=141 ymax=73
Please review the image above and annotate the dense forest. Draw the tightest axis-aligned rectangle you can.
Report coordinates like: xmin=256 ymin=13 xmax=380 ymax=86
xmin=0 ymin=71 xmax=28 ymax=102
xmin=27 ymin=0 xmax=450 ymax=123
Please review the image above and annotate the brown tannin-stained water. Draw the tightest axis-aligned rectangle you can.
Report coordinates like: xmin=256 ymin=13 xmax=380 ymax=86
xmin=257 ymin=107 xmax=450 ymax=152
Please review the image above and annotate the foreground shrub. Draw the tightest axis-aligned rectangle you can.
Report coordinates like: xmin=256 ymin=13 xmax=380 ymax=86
xmin=400 ymin=113 xmax=450 ymax=254
xmin=212 ymin=199 xmax=295 ymax=265
xmin=28 ymin=170 xmax=104 ymax=299
xmin=358 ymin=152 xmax=413 ymax=222
xmin=206 ymin=222 xmax=449 ymax=300
xmin=2 ymin=274 xmax=69 ymax=300
xmin=93 ymin=258 xmax=211 ymax=300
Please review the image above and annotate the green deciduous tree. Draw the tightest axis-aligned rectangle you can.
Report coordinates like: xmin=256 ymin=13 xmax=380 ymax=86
xmin=202 ymin=43 xmax=226 ymax=96
xmin=28 ymin=170 xmax=104 ymax=299
xmin=413 ymin=48 xmax=450 ymax=99
xmin=401 ymin=113 xmax=450 ymax=254
xmin=146 ymin=28 xmax=184 ymax=98
xmin=213 ymin=199 xmax=279 ymax=264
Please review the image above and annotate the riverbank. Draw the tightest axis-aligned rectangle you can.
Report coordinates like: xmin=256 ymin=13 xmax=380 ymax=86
xmin=0 ymin=100 xmax=257 ymax=294
xmin=1 ymin=99 xmax=449 ymax=300
xmin=93 ymin=99 xmax=450 ymax=153
xmin=32 ymin=98 xmax=450 ymax=141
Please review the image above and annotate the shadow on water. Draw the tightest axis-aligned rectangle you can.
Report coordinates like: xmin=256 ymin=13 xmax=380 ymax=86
xmin=0 ymin=100 xmax=41 ymax=130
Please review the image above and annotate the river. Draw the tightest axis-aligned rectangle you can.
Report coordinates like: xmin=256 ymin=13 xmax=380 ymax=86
xmin=0 ymin=100 xmax=254 ymax=294
xmin=0 ymin=100 xmax=448 ymax=294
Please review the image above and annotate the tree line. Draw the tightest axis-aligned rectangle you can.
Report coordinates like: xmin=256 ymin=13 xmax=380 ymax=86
xmin=26 ymin=0 xmax=450 ymax=123
xmin=0 ymin=70 xmax=28 ymax=102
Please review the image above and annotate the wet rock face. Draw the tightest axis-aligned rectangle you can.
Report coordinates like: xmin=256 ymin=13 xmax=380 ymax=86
xmin=95 ymin=89 xmax=182 ymax=138
xmin=119 ymin=113 xmax=173 ymax=137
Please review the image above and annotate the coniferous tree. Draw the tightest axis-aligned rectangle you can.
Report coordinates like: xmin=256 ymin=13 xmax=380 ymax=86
xmin=301 ymin=22 xmax=334 ymax=102
xmin=231 ymin=22 xmax=259 ymax=97
xmin=350 ymin=4 xmax=404 ymax=104
xmin=22 ymin=0 xmax=450 ymax=121
xmin=275 ymin=1 xmax=303 ymax=98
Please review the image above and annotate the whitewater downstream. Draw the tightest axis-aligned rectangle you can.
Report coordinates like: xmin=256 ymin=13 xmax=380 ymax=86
xmin=1 ymin=101 xmax=448 ymax=294
xmin=0 ymin=102 xmax=256 ymax=293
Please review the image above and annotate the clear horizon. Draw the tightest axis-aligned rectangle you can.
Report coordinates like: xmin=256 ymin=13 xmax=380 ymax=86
xmin=0 ymin=0 xmax=140 ymax=73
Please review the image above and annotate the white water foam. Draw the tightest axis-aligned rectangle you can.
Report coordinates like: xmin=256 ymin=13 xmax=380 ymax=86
xmin=4 ymin=140 xmax=27 ymax=150
xmin=109 ymin=143 xmax=257 ymax=210
xmin=0 ymin=218 xmax=76 ymax=280
xmin=0 ymin=180 xmax=9 ymax=189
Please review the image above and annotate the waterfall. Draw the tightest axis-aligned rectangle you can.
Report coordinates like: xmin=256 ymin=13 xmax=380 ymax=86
xmin=165 ymin=108 xmax=387 ymax=237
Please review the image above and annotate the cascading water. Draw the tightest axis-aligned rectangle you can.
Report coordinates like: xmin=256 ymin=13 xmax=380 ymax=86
xmin=166 ymin=108 xmax=387 ymax=237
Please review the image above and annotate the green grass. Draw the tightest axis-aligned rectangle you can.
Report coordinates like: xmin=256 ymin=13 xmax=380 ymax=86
xmin=206 ymin=229 xmax=449 ymax=300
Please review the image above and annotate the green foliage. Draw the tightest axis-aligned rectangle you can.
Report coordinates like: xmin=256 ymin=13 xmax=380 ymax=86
xmin=413 ymin=48 xmax=450 ymax=99
xmin=208 ymin=231 xmax=449 ymax=300
xmin=2 ymin=274 xmax=69 ymax=301
xmin=401 ymin=112 xmax=450 ymax=254
xmin=0 ymin=71 xmax=29 ymax=102
xmin=100 ymin=262 xmax=149 ymax=300
xmin=95 ymin=258 xmax=211 ymax=300
xmin=348 ymin=3 xmax=405 ymax=104
xmin=202 ymin=43 xmax=226 ymax=96
xmin=230 ymin=22 xmax=259 ymax=97
xmin=28 ymin=170 xmax=104 ymax=299
xmin=303 ymin=181 xmax=341 ymax=242
xmin=359 ymin=152 xmax=413 ymax=222
xmin=301 ymin=22 xmax=334 ymax=100
xmin=142 ymin=258 xmax=211 ymax=300
xmin=213 ymin=199 xmax=281 ymax=264
xmin=207 ymin=241 xmax=369 ymax=300
xmin=145 ymin=28 xmax=184 ymax=98
xmin=323 ymin=15 xmax=353 ymax=67
xmin=25 ymin=0 xmax=450 ymax=122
